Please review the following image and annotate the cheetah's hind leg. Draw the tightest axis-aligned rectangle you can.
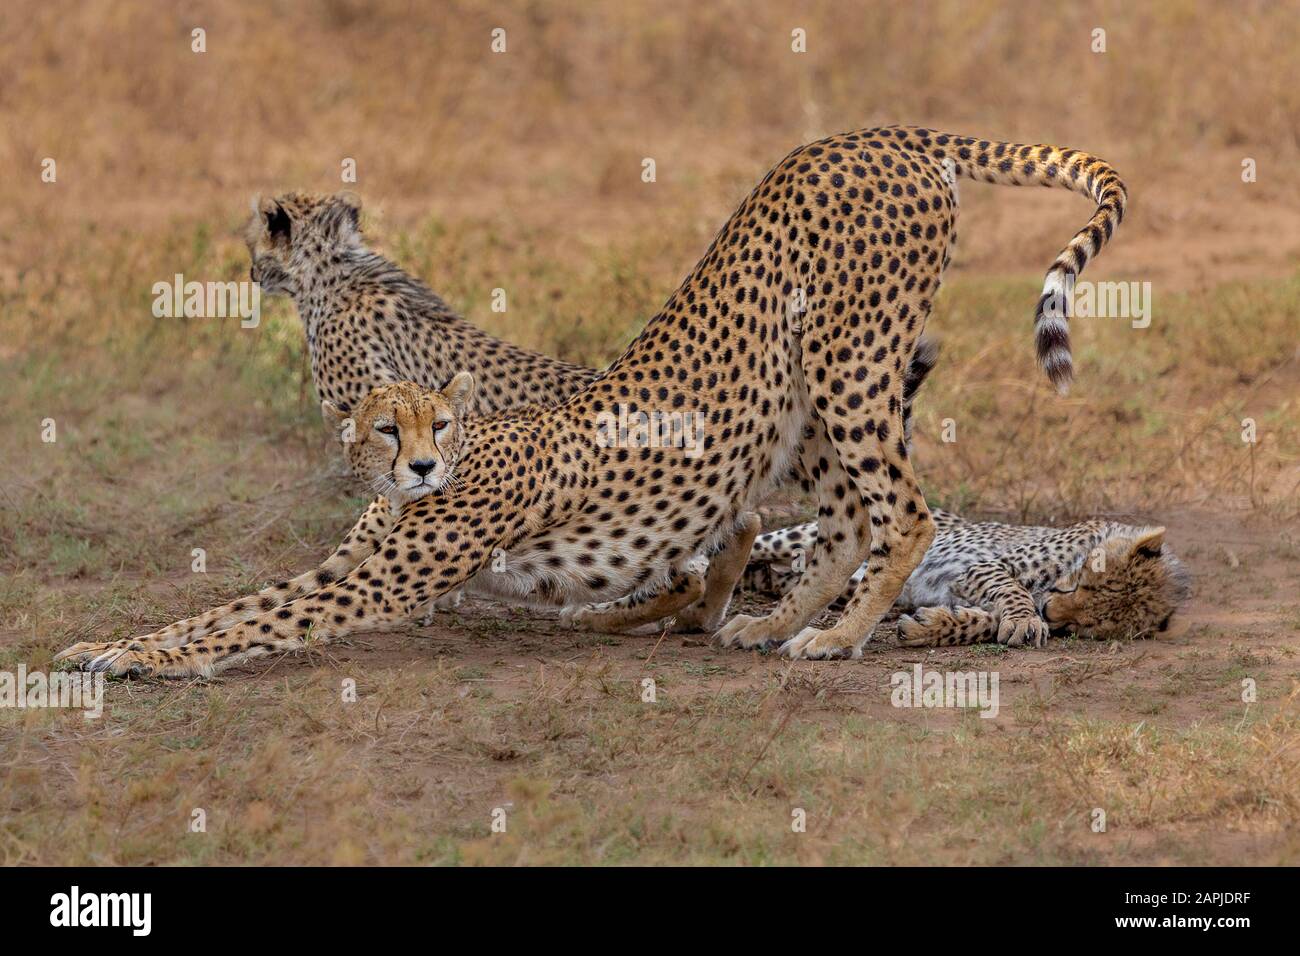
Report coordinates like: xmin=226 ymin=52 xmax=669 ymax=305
xmin=416 ymin=586 xmax=464 ymax=626
xmin=896 ymin=606 xmax=998 ymax=647
xmin=673 ymin=512 xmax=762 ymax=634
xmin=717 ymin=427 xmax=872 ymax=652
xmin=561 ymin=571 xmax=706 ymax=635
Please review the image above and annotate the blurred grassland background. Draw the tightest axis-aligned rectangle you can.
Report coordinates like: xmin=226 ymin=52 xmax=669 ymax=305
xmin=2 ymin=0 xmax=1296 ymax=538
xmin=0 ymin=0 xmax=1298 ymax=865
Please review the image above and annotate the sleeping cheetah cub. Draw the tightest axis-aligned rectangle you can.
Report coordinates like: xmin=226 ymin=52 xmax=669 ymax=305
xmin=744 ymin=513 xmax=1191 ymax=647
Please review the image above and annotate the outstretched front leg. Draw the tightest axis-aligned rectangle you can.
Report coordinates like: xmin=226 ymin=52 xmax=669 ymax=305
xmin=71 ymin=492 xmax=526 ymax=678
xmin=55 ymin=497 xmax=395 ymax=667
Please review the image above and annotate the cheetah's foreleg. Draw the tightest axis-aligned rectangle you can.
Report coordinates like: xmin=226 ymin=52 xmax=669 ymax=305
xmin=55 ymin=497 xmax=394 ymax=667
xmin=75 ymin=493 xmax=520 ymax=678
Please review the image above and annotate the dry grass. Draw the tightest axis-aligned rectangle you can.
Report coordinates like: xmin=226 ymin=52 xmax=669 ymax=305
xmin=1 ymin=0 xmax=1299 ymax=865
xmin=4 ymin=650 xmax=1299 ymax=865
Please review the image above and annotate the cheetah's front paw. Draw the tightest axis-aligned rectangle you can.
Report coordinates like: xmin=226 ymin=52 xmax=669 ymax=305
xmin=778 ymin=626 xmax=860 ymax=660
xmin=83 ymin=647 xmax=212 ymax=679
xmin=715 ymin=614 xmax=783 ymax=650
xmin=997 ymin=612 xmax=1050 ymax=648
xmin=53 ymin=639 xmax=143 ymax=668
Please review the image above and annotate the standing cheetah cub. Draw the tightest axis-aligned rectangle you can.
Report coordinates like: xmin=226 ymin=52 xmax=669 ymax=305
xmin=59 ymin=125 xmax=1127 ymax=676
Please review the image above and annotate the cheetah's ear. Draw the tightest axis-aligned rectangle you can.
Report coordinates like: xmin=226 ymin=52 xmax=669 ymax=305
xmin=320 ymin=400 xmax=350 ymax=436
xmin=440 ymin=371 xmax=475 ymax=415
xmin=257 ymin=196 xmax=291 ymax=241
xmin=1131 ymin=527 xmax=1166 ymax=559
xmin=332 ymin=191 xmax=362 ymax=234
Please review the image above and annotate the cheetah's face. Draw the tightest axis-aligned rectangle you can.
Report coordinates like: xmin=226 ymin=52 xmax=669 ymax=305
xmin=245 ymin=191 xmax=363 ymax=297
xmin=1041 ymin=527 xmax=1191 ymax=641
xmin=321 ymin=373 xmax=474 ymax=508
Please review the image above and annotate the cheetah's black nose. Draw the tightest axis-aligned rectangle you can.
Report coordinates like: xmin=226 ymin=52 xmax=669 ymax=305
xmin=410 ymin=459 xmax=437 ymax=477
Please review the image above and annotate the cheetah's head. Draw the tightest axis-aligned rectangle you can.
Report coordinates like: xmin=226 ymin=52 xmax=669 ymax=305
xmin=245 ymin=192 xmax=364 ymax=297
xmin=321 ymin=374 xmax=474 ymax=508
xmin=1041 ymin=527 xmax=1192 ymax=641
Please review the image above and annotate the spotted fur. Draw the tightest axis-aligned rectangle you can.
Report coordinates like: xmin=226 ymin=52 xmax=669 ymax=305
xmin=245 ymin=191 xmax=596 ymax=415
xmin=250 ymin=189 xmax=756 ymax=629
xmin=746 ymin=514 xmax=1191 ymax=647
xmin=59 ymin=125 xmax=1128 ymax=676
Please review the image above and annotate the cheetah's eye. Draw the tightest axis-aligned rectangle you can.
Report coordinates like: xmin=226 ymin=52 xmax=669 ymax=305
xmin=375 ymin=424 xmax=398 ymax=437
xmin=434 ymin=420 xmax=450 ymax=433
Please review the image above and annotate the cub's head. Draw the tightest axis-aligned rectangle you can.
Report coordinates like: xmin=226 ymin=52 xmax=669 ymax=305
xmin=321 ymin=373 xmax=474 ymax=508
xmin=245 ymin=191 xmax=364 ymax=297
xmin=1042 ymin=527 xmax=1192 ymax=641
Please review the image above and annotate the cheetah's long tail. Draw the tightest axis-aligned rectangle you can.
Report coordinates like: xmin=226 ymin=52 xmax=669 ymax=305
xmin=886 ymin=126 xmax=1127 ymax=393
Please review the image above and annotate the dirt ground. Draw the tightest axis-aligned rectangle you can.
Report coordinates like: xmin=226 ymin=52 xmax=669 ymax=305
xmin=4 ymin=504 xmax=1296 ymax=865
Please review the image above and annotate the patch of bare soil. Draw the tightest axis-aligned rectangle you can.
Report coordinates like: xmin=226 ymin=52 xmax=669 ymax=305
xmin=190 ymin=506 xmax=1298 ymax=731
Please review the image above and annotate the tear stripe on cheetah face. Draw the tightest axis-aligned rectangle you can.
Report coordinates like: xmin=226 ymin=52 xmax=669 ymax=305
xmin=321 ymin=374 xmax=474 ymax=510
xmin=63 ymin=125 xmax=1129 ymax=676
xmin=745 ymin=515 xmax=1191 ymax=646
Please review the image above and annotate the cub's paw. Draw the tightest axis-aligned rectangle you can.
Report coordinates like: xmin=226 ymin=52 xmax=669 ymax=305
xmin=896 ymin=607 xmax=960 ymax=647
xmin=417 ymin=589 xmax=464 ymax=627
xmin=433 ymin=588 xmax=464 ymax=610
xmin=559 ymin=603 xmax=658 ymax=635
xmin=996 ymin=612 xmax=1050 ymax=649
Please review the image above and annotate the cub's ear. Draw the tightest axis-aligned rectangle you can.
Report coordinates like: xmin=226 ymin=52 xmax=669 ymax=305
xmin=331 ymin=191 xmax=362 ymax=234
xmin=320 ymin=400 xmax=350 ymax=436
xmin=1131 ymin=526 xmax=1166 ymax=559
xmin=440 ymin=371 xmax=475 ymax=414
xmin=257 ymin=196 xmax=291 ymax=241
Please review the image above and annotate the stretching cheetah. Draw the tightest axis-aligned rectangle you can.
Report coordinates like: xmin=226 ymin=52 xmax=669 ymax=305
xmin=247 ymin=189 xmax=758 ymax=632
xmin=59 ymin=126 xmax=1127 ymax=676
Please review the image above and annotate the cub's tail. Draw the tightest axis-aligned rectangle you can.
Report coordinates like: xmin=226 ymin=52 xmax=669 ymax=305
xmin=885 ymin=126 xmax=1127 ymax=393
